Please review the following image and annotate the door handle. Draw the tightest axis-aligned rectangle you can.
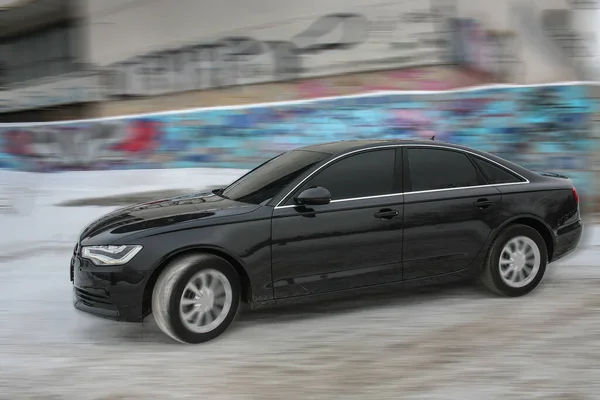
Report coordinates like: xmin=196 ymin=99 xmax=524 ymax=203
xmin=473 ymin=198 xmax=494 ymax=209
xmin=374 ymin=209 xmax=399 ymax=220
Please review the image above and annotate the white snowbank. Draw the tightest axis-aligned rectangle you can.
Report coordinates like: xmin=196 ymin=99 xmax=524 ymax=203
xmin=0 ymin=168 xmax=247 ymax=253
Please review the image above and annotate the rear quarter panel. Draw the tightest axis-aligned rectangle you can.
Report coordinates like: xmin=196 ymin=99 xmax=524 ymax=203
xmin=493 ymin=179 xmax=579 ymax=259
xmin=495 ymin=180 xmax=578 ymax=229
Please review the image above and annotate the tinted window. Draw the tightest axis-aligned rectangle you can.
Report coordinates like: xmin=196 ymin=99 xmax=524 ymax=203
xmin=473 ymin=157 xmax=522 ymax=184
xmin=407 ymin=148 xmax=481 ymax=191
xmin=221 ymin=150 xmax=329 ymax=204
xmin=296 ymin=149 xmax=395 ymax=201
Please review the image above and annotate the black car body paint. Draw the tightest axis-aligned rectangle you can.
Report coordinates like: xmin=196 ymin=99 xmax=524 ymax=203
xmin=71 ymin=140 xmax=583 ymax=322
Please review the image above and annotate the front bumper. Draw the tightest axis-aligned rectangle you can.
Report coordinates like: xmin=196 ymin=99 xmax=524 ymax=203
xmin=71 ymin=249 xmax=150 ymax=322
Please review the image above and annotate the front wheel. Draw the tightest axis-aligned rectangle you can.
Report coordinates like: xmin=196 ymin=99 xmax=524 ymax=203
xmin=480 ymin=224 xmax=548 ymax=297
xmin=152 ymin=254 xmax=241 ymax=344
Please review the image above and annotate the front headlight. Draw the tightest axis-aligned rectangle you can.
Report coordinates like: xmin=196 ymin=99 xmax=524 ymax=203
xmin=81 ymin=245 xmax=143 ymax=266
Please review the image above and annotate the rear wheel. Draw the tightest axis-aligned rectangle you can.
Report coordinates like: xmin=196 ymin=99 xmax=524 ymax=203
xmin=480 ymin=224 xmax=548 ymax=297
xmin=152 ymin=253 xmax=241 ymax=344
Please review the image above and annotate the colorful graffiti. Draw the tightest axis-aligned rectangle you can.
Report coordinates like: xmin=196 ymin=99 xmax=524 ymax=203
xmin=0 ymin=84 xmax=597 ymax=197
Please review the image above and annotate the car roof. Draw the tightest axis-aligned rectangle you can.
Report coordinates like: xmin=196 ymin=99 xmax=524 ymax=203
xmin=297 ymin=139 xmax=462 ymax=155
xmin=297 ymin=139 xmax=536 ymax=180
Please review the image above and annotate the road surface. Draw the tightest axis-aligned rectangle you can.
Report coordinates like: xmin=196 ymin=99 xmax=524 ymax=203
xmin=1 ymin=170 xmax=599 ymax=399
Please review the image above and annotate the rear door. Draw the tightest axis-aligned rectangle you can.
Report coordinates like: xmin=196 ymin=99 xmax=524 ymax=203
xmin=271 ymin=148 xmax=405 ymax=298
xmin=401 ymin=146 xmax=502 ymax=280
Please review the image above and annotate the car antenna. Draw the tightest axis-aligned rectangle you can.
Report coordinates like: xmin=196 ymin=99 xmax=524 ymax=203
xmin=430 ymin=135 xmax=435 ymax=141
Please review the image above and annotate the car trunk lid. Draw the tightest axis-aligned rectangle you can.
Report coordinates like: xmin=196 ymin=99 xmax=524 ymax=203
xmin=535 ymin=171 xmax=570 ymax=179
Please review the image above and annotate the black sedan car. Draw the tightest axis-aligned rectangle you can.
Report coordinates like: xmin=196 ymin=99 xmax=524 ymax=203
xmin=71 ymin=140 xmax=583 ymax=344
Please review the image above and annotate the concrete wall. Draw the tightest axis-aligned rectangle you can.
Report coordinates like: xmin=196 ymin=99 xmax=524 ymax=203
xmin=3 ymin=0 xmax=592 ymax=115
xmin=93 ymin=66 xmax=495 ymax=118
xmin=84 ymin=0 xmax=413 ymax=65
xmin=83 ymin=0 xmax=592 ymax=84
xmin=455 ymin=0 xmax=579 ymax=83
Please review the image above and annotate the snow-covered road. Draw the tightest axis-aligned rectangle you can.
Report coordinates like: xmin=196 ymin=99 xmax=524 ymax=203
xmin=1 ymin=169 xmax=599 ymax=399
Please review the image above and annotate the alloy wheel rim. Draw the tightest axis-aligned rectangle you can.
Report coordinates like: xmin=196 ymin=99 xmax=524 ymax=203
xmin=179 ymin=269 xmax=233 ymax=333
xmin=499 ymin=236 xmax=541 ymax=288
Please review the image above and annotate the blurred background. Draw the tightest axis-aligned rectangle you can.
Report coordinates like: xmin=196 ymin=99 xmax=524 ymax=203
xmin=1 ymin=1 xmax=600 ymax=399
xmin=0 ymin=0 xmax=599 ymax=209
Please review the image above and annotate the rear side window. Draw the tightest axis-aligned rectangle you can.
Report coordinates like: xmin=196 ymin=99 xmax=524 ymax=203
xmin=407 ymin=148 xmax=481 ymax=191
xmin=473 ymin=157 xmax=522 ymax=184
xmin=295 ymin=149 xmax=395 ymax=201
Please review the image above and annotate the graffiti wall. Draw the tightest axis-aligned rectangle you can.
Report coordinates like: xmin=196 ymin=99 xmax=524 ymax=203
xmin=0 ymin=83 xmax=597 ymax=198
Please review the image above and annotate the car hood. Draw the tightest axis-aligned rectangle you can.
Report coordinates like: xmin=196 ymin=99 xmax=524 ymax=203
xmin=79 ymin=190 xmax=259 ymax=242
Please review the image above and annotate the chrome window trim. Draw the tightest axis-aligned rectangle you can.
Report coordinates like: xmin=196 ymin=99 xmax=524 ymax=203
xmin=273 ymin=143 xmax=530 ymax=210
xmin=275 ymin=192 xmax=405 ymax=209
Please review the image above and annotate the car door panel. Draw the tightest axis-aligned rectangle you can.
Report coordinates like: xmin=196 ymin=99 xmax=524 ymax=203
xmin=270 ymin=147 xmax=404 ymax=299
xmin=271 ymin=196 xmax=404 ymax=298
xmin=402 ymin=186 xmax=502 ymax=280
xmin=401 ymin=146 xmax=503 ymax=280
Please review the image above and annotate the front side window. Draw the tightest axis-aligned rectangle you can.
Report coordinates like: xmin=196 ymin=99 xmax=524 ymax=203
xmin=221 ymin=150 xmax=329 ymax=205
xmin=407 ymin=148 xmax=482 ymax=192
xmin=293 ymin=149 xmax=396 ymax=201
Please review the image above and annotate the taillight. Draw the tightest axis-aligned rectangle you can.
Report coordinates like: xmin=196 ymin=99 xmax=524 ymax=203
xmin=572 ymin=186 xmax=579 ymax=205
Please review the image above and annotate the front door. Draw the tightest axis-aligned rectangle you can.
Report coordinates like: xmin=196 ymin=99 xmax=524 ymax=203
xmin=401 ymin=146 xmax=502 ymax=280
xmin=271 ymin=148 xmax=405 ymax=298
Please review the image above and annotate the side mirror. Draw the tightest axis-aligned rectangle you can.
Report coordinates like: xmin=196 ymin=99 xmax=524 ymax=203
xmin=295 ymin=187 xmax=331 ymax=206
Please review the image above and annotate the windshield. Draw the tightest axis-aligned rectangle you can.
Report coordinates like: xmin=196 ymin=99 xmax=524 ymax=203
xmin=221 ymin=150 xmax=329 ymax=205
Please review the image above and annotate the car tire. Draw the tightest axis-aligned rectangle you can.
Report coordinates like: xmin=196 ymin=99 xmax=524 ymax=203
xmin=480 ymin=224 xmax=548 ymax=297
xmin=152 ymin=253 xmax=241 ymax=344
